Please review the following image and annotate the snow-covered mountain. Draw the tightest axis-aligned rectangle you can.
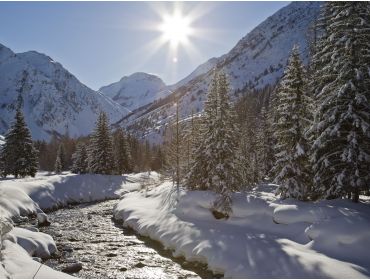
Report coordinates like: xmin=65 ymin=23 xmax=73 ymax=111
xmin=99 ymin=72 xmax=170 ymax=112
xmin=116 ymin=1 xmax=322 ymax=143
xmin=0 ymin=43 xmax=127 ymax=140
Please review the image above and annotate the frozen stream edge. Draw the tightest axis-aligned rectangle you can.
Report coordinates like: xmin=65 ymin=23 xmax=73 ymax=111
xmin=36 ymin=199 xmax=222 ymax=279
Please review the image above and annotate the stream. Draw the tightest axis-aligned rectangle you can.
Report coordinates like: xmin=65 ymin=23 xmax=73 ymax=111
xmin=39 ymin=199 xmax=219 ymax=279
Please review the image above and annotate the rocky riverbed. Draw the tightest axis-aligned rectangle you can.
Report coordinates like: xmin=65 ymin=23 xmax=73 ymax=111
xmin=39 ymin=200 xmax=219 ymax=279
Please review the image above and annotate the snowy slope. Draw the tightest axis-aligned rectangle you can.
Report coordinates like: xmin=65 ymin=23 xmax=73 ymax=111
xmin=116 ymin=1 xmax=321 ymax=143
xmin=0 ymin=43 xmax=127 ymax=140
xmin=99 ymin=72 xmax=171 ymax=112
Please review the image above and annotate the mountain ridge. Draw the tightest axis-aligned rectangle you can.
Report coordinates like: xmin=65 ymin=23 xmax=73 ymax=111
xmin=115 ymin=1 xmax=322 ymax=143
xmin=0 ymin=43 xmax=126 ymax=140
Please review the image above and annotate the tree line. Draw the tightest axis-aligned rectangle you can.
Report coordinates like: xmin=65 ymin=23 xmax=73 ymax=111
xmin=0 ymin=108 xmax=164 ymax=177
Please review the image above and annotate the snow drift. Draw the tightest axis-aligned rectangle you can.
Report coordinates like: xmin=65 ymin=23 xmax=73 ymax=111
xmin=114 ymin=182 xmax=370 ymax=278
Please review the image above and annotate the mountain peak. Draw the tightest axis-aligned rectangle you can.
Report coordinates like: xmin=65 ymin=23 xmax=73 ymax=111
xmin=100 ymin=72 xmax=169 ymax=112
xmin=0 ymin=42 xmax=126 ymax=140
xmin=0 ymin=43 xmax=15 ymax=61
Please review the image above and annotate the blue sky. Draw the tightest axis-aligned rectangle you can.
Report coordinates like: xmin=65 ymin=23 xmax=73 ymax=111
xmin=0 ymin=1 xmax=289 ymax=90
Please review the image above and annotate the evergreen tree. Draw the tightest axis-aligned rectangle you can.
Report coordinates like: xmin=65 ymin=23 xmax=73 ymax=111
xmin=212 ymin=72 xmax=242 ymax=214
xmin=164 ymin=102 xmax=186 ymax=187
xmin=71 ymin=142 xmax=88 ymax=174
xmin=88 ymin=111 xmax=115 ymax=174
xmin=0 ymin=108 xmax=38 ymax=178
xmin=311 ymin=2 xmax=370 ymax=202
xmin=185 ymin=71 xmax=219 ymax=190
xmin=113 ymin=128 xmax=132 ymax=175
xmin=54 ymin=154 xmax=62 ymax=174
xmin=236 ymin=95 xmax=259 ymax=187
xmin=273 ymin=45 xmax=312 ymax=200
xmin=185 ymin=71 xmax=242 ymax=215
xmin=257 ymin=105 xmax=274 ymax=181
xmin=56 ymin=144 xmax=66 ymax=171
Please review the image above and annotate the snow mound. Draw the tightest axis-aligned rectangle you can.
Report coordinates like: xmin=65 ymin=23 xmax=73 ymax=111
xmin=1 ymin=240 xmax=73 ymax=279
xmin=114 ymin=182 xmax=370 ymax=278
xmin=4 ymin=227 xmax=57 ymax=259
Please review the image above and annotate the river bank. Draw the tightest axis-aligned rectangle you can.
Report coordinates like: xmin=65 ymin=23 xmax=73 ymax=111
xmin=0 ymin=172 xmax=159 ymax=278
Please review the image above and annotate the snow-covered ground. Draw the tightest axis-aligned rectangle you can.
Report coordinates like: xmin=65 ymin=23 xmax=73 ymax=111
xmin=0 ymin=171 xmax=160 ymax=278
xmin=114 ymin=182 xmax=370 ymax=278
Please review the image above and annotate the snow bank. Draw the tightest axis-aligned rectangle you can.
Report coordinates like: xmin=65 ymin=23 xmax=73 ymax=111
xmin=1 ymin=240 xmax=72 ymax=279
xmin=0 ymin=171 xmax=158 ymax=212
xmin=0 ymin=171 xmax=159 ymax=278
xmin=114 ymin=182 xmax=370 ymax=278
xmin=4 ymin=227 xmax=57 ymax=259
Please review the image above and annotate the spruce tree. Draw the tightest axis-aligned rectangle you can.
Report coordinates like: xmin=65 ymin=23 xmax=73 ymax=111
xmin=185 ymin=71 xmax=242 ymax=215
xmin=273 ymin=45 xmax=312 ymax=200
xmin=54 ymin=154 xmax=62 ymax=174
xmin=238 ymin=96 xmax=259 ymax=187
xmin=88 ymin=111 xmax=115 ymax=175
xmin=113 ymin=127 xmax=132 ymax=175
xmin=311 ymin=2 xmax=370 ymax=202
xmin=0 ymin=108 xmax=38 ymax=178
xmin=257 ymin=105 xmax=274 ymax=181
xmin=56 ymin=144 xmax=66 ymax=171
xmin=71 ymin=142 xmax=88 ymax=174
xmin=212 ymin=72 xmax=242 ymax=214
xmin=185 ymin=71 xmax=219 ymax=190
xmin=164 ymin=102 xmax=186 ymax=187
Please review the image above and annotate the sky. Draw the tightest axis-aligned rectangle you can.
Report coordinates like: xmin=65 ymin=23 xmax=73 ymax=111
xmin=0 ymin=1 xmax=289 ymax=90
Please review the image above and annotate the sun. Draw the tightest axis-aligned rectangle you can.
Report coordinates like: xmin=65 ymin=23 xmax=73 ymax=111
xmin=160 ymin=13 xmax=192 ymax=47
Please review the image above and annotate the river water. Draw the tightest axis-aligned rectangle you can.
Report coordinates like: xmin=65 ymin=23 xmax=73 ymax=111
xmin=40 ymin=200 xmax=219 ymax=279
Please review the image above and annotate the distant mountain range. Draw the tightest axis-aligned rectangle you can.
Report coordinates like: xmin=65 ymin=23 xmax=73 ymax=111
xmin=0 ymin=43 xmax=128 ymax=140
xmin=0 ymin=1 xmax=322 ymax=142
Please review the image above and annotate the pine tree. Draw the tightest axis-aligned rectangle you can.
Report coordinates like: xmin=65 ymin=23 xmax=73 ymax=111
xmin=113 ymin=128 xmax=132 ymax=175
xmin=237 ymin=96 xmax=259 ymax=187
xmin=185 ymin=71 xmax=219 ymax=190
xmin=273 ymin=45 xmax=312 ymax=201
xmin=185 ymin=71 xmax=242 ymax=215
xmin=71 ymin=142 xmax=88 ymax=174
xmin=257 ymin=105 xmax=274 ymax=181
xmin=164 ymin=102 xmax=186 ymax=187
xmin=56 ymin=144 xmax=66 ymax=171
xmin=0 ymin=108 xmax=38 ymax=178
xmin=88 ymin=111 xmax=115 ymax=175
xmin=311 ymin=2 xmax=370 ymax=202
xmin=212 ymin=71 xmax=242 ymax=214
xmin=54 ymin=154 xmax=62 ymax=174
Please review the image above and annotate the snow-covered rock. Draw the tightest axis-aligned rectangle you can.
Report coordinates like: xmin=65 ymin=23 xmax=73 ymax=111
xmin=99 ymin=72 xmax=170 ymax=112
xmin=0 ymin=43 xmax=126 ymax=140
xmin=37 ymin=213 xmax=51 ymax=227
xmin=1 ymin=240 xmax=72 ymax=279
xmin=114 ymin=182 xmax=370 ymax=278
xmin=4 ymin=227 xmax=57 ymax=259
